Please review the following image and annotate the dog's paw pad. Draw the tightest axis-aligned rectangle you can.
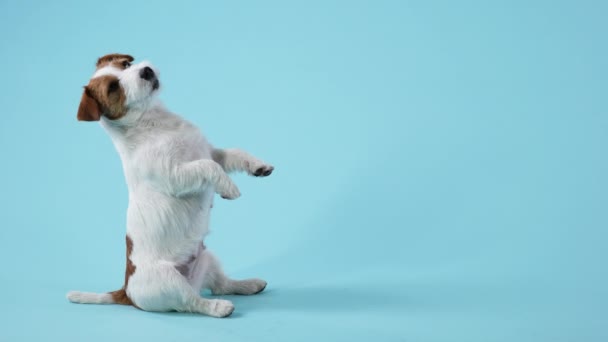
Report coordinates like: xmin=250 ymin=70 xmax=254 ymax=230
xmin=221 ymin=192 xmax=240 ymax=200
xmin=253 ymin=165 xmax=274 ymax=177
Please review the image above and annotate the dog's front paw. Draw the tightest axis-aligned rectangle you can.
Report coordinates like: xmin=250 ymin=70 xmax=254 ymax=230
xmin=207 ymin=299 xmax=235 ymax=318
xmin=248 ymin=161 xmax=274 ymax=177
xmin=219 ymin=187 xmax=241 ymax=200
xmin=217 ymin=180 xmax=241 ymax=200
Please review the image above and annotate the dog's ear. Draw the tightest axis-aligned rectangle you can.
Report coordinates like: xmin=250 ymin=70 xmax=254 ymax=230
xmin=96 ymin=53 xmax=134 ymax=68
xmin=77 ymin=87 xmax=102 ymax=121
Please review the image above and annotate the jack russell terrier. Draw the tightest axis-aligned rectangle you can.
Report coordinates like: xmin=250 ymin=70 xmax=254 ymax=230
xmin=67 ymin=53 xmax=273 ymax=318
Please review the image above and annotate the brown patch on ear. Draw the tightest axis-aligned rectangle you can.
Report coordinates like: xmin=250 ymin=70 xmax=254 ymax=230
xmin=109 ymin=235 xmax=138 ymax=307
xmin=81 ymin=76 xmax=128 ymax=120
xmin=96 ymin=53 xmax=134 ymax=70
xmin=76 ymin=87 xmax=102 ymax=121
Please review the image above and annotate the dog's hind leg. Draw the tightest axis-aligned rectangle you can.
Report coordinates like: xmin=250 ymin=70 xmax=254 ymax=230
xmin=206 ymin=253 xmax=267 ymax=296
xmin=127 ymin=263 xmax=235 ymax=317
xmin=189 ymin=249 xmax=267 ymax=295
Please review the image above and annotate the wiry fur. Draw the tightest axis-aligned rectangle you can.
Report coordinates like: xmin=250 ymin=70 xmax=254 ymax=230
xmin=67 ymin=55 xmax=272 ymax=317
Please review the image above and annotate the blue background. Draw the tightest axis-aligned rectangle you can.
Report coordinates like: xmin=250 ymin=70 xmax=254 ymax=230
xmin=1 ymin=0 xmax=606 ymax=341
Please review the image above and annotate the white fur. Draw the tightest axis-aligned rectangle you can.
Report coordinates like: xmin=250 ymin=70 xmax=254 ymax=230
xmin=91 ymin=66 xmax=121 ymax=79
xmin=66 ymin=291 xmax=114 ymax=304
xmin=67 ymin=61 xmax=272 ymax=317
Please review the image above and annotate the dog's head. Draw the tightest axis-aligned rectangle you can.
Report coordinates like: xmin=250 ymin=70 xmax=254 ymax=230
xmin=77 ymin=53 xmax=160 ymax=122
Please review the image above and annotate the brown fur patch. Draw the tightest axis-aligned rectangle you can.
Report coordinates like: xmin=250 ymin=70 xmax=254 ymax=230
xmin=110 ymin=235 xmax=137 ymax=306
xmin=96 ymin=53 xmax=134 ymax=70
xmin=76 ymin=75 xmax=127 ymax=121
xmin=76 ymin=87 xmax=102 ymax=121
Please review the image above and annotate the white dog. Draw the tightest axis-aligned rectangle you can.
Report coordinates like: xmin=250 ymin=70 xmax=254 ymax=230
xmin=67 ymin=54 xmax=273 ymax=317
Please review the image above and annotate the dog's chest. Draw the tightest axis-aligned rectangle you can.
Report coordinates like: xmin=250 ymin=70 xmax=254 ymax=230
xmin=117 ymin=118 xmax=215 ymax=242
xmin=137 ymin=125 xmax=211 ymax=162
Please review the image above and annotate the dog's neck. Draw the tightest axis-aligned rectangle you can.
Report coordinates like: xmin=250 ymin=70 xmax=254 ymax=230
xmin=100 ymin=98 xmax=167 ymax=156
xmin=101 ymin=98 xmax=164 ymax=128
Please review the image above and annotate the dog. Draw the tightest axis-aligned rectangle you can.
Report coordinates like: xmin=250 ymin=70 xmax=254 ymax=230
xmin=67 ymin=53 xmax=273 ymax=317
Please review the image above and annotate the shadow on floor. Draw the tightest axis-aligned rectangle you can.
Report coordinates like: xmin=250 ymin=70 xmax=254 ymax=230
xmin=224 ymin=285 xmax=410 ymax=313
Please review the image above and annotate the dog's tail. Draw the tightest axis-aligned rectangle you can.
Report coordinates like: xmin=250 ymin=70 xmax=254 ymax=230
xmin=66 ymin=289 xmax=132 ymax=305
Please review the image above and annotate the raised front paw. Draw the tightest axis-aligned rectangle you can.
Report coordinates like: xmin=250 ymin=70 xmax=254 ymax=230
xmin=217 ymin=178 xmax=241 ymax=200
xmin=248 ymin=162 xmax=274 ymax=177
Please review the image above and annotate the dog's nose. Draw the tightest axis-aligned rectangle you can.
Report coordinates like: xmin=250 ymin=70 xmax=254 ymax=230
xmin=140 ymin=66 xmax=155 ymax=80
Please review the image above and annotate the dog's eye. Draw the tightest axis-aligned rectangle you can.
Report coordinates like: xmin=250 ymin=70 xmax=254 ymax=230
xmin=122 ymin=61 xmax=131 ymax=68
xmin=108 ymin=81 xmax=119 ymax=94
